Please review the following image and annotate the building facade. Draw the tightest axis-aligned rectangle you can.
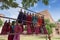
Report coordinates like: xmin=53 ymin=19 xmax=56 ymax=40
xmin=37 ymin=10 xmax=60 ymax=37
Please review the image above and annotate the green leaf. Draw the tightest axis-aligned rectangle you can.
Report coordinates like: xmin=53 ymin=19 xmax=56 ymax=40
xmin=0 ymin=19 xmax=3 ymax=27
xmin=42 ymin=0 xmax=49 ymax=5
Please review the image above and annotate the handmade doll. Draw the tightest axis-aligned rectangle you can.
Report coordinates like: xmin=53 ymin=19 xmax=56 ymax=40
xmin=1 ymin=20 xmax=7 ymax=34
xmin=13 ymin=22 xmax=22 ymax=40
xmin=8 ymin=21 xmax=15 ymax=40
xmin=26 ymin=13 xmax=32 ymax=34
xmin=17 ymin=9 xmax=23 ymax=23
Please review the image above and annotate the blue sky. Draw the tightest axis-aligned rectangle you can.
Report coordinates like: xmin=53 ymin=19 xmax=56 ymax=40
xmin=0 ymin=0 xmax=60 ymax=21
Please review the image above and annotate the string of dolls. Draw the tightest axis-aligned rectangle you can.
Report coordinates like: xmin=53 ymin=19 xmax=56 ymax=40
xmin=0 ymin=9 xmax=48 ymax=40
xmin=1 ymin=9 xmax=48 ymax=35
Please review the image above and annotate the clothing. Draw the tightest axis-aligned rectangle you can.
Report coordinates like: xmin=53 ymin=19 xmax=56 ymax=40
xmin=13 ymin=24 xmax=21 ymax=40
xmin=8 ymin=35 xmax=14 ymax=40
xmin=37 ymin=17 xmax=43 ymax=26
xmin=43 ymin=26 xmax=48 ymax=34
xmin=14 ymin=24 xmax=22 ymax=33
xmin=1 ymin=21 xmax=7 ymax=34
xmin=7 ymin=22 xmax=15 ymax=40
xmin=27 ymin=25 xmax=32 ymax=34
xmin=26 ymin=15 xmax=32 ymax=25
xmin=32 ymin=16 xmax=38 ymax=33
xmin=10 ymin=26 xmax=15 ymax=33
xmin=17 ymin=11 xmax=23 ymax=23
xmin=32 ymin=16 xmax=37 ymax=25
xmin=35 ymin=26 xmax=40 ymax=34
xmin=26 ymin=15 xmax=32 ymax=34
xmin=22 ymin=14 xmax=26 ymax=25
xmin=13 ymin=33 xmax=20 ymax=40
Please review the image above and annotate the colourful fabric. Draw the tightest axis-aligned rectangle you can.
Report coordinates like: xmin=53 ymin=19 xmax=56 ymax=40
xmin=13 ymin=34 xmax=20 ymax=40
xmin=1 ymin=21 xmax=7 ymax=34
xmin=35 ymin=27 xmax=40 ymax=34
xmin=14 ymin=24 xmax=22 ymax=33
xmin=32 ymin=16 xmax=37 ymax=24
xmin=27 ymin=25 xmax=32 ymax=34
xmin=26 ymin=15 xmax=32 ymax=34
xmin=26 ymin=15 xmax=32 ymax=25
xmin=8 ymin=35 xmax=14 ymax=40
xmin=7 ymin=21 xmax=15 ymax=40
xmin=17 ymin=11 xmax=23 ymax=23
xmin=13 ymin=24 xmax=21 ymax=40
xmin=22 ymin=14 xmax=26 ymax=25
xmin=43 ymin=26 xmax=48 ymax=34
xmin=37 ymin=18 xmax=42 ymax=26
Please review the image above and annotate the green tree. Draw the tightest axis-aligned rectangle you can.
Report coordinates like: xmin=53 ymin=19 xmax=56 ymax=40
xmin=58 ymin=19 xmax=60 ymax=22
xmin=0 ymin=0 xmax=49 ymax=9
xmin=45 ymin=19 xmax=56 ymax=40
xmin=0 ymin=19 xmax=3 ymax=27
xmin=0 ymin=0 xmax=18 ymax=9
xmin=22 ymin=0 xmax=49 ymax=9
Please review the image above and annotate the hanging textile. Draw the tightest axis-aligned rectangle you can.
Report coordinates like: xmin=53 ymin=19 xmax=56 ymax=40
xmin=26 ymin=14 xmax=32 ymax=25
xmin=41 ymin=16 xmax=47 ymax=34
xmin=35 ymin=26 xmax=40 ymax=34
xmin=26 ymin=14 xmax=32 ymax=34
xmin=1 ymin=21 xmax=8 ymax=34
xmin=14 ymin=23 xmax=22 ymax=33
xmin=42 ymin=26 xmax=48 ymax=34
xmin=32 ymin=15 xmax=37 ymax=25
xmin=37 ymin=17 xmax=43 ymax=27
xmin=17 ymin=11 xmax=23 ymax=23
xmin=20 ymin=24 xmax=23 ymax=33
xmin=13 ymin=23 xmax=21 ymax=40
xmin=8 ymin=21 xmax=14 ymax=40
xmin=32 ymin=14 xmax=38 ymax=33
xmin=22 ymin=12 xmax=26 ymax=25
xmin=8 ymin=21 xmax=15 ymax=40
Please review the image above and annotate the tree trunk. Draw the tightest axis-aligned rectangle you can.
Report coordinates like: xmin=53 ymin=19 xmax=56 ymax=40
xmin=48 ymin=34 xmax=51 ymax=40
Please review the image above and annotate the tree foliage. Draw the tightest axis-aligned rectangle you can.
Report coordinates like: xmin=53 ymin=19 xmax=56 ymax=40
xmin=0 ymin=19 xmax=3 ymax=27
xmin=0 ymin=0 xmax=49 ymax=9
xmin=45 ymin=19 xmax=56 ymax=34
xmin=58 ymin=19 xmax=60 ymax=22
xmin=22 ymin=0 xmax=49 ymax=9
xmin=0 ymin=0 xmax=18 ymax=9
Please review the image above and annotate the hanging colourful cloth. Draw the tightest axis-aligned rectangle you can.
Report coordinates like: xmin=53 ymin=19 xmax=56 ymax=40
xmin=26 ymin=14 xmax=32 ymax=25
xmin=20 ymin=24 xmax=23 ymax=33
xmin=26 ymin=14 xmax=32 ymax=34
xmin=42 ymin=26 xmax=48 ymax=34
xmin=8 ymin=21 xmax=15 ymax=40
xmin=1 ymin=21 xmax=7 ymax=34
xmin=34 ymin=25 xmax=40 ymax=34
xmin=32 ymin=15 xmax=37 ymax=25
xmin=17 ymin=10 xmax=23 ymax=23
xmin=13 ymin=23 xmax=21 ymax=40
xmin=37 ymin=17 xmax=43 ymax=27
xmin=27 ymin=25 xmax=32 ymax=34
xmin=32 ymin=14 xmax=38 ymax=33
xmin=22 ymin=11 xmax=26 ymax=25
